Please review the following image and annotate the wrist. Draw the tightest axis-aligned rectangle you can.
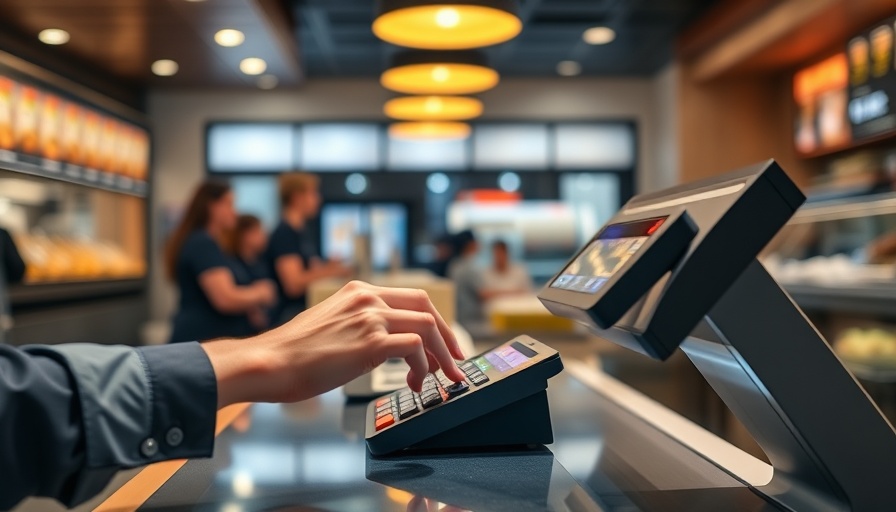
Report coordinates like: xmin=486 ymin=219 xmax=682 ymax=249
xmin=201 ymin=337 xmax=275 ymax=408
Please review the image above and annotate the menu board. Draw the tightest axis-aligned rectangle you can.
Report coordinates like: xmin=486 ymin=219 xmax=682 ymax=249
xmin=0 ymin=70 xmax=150 ymax=195
xmin=847 ymin=15 xmax=896 ymax=141
xmin=793 ymin=53 xmax=851 ymax=155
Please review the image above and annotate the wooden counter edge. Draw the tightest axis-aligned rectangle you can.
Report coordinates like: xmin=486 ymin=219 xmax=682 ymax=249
xmin=92 ymin=402 xmax=252 ymax=512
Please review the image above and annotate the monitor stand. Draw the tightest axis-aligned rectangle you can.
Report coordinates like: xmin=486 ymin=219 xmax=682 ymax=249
xmin=681 ymin=259 xmax=896 ymax=511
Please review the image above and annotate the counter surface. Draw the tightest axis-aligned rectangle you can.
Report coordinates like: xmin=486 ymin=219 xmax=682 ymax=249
xmin=132 ymin=369 xmax=781 ymax=511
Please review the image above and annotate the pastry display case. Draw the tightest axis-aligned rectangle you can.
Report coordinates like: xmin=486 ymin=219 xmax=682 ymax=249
xmin=762 ymin=193 xmax=896 ymax=377
xmin=0 ymin=63 xmax=150 ymax=307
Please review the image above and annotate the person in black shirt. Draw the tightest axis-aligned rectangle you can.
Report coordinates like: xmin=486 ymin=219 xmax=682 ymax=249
xmin=0 ymin=227 xmax=26 ymax=343
xmin=226 ymin=214 xmax=274 ymax=334
xmin=165 ymin=182 xmax=276 ymax=343
xmin=267 ymin=172 xmax=349 ymax=325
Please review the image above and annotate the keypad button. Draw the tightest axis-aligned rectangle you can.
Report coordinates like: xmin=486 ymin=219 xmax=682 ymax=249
xmin=445 ymin=381 xmax=469 ymax=398
xmin=421 ymin=394 xmax=443 ymax=408
xmin=376 ymin=397 xmax=390 ymax=407
xmin=375 ymin=414 xmax=395 ymax=431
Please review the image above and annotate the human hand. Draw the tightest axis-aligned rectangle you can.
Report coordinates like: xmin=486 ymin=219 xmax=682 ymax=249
xmin=203 ymin=280 xmax=466 ymax=407
xmin=252 ymin=279 xmax=277 ymax=306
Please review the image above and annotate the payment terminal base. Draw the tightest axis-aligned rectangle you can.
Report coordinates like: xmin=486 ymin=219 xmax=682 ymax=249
xmin=406 ymin=390 xmax=554 ymax=452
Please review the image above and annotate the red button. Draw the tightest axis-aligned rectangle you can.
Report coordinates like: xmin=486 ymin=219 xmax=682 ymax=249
xmin=375 ymin=414 xmax=395 ymax=431
xmin=375 ymin=397 xmax=390 ymax=407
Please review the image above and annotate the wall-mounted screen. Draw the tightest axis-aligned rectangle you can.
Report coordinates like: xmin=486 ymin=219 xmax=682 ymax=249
xmin=207 ymin=123 xmax=294 ymax=172
xmin=554 ymin=124 xmax=635 ymax=169
xmin=793 ymin=53 xmax=851 ymax=155
xmin=387 ymin=137 xmax=467 ymax=171
xmin=300 ymin=123 xmax=380 ymax=171
xmin=847 ymin=14 xmax=896 ymax=142
xmin=473 ymin=124 xmax=549 ymax=170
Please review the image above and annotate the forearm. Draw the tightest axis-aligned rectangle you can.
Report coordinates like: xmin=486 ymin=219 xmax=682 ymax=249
xmin=201 ymin=336 xmax=277 ymax=408
xmin=211 ymin=286 xmax=264 ymax=314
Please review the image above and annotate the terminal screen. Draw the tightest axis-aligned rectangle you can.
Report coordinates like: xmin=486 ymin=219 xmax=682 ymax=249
xmin=551 ymin=216 xmax=667 ymax=294
xmin=474 ymin=342 xmax=536 ymax=373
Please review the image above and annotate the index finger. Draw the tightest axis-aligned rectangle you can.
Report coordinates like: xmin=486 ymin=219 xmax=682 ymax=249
xmin=373 ymin=286 xmax=467 ymax=382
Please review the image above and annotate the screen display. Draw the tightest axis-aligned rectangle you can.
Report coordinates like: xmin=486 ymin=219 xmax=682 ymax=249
xmin=474 ymin=342 xmax=535 ymax=373
xmin=551 ymin=217 xmax=666 ymax=294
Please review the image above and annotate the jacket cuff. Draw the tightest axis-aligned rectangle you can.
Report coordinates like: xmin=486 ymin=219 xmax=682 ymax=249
xmin=136 ymin=342 xmax=218 ymax=463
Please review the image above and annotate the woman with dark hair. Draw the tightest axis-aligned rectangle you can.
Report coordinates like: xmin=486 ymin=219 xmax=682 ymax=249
xmin=165 ymin=182 xmax=275 ymax=343
xmin=226 ymin=214 xmax=273 ymax=334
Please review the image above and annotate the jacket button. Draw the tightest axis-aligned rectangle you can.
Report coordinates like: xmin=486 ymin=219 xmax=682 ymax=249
xmin=140 ymin=438 xmax=159 ymax=458
xmin=166 ymin=427 xmax=184 ymax=447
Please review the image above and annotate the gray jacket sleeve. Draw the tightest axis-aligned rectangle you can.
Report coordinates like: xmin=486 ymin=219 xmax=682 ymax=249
xmin=0 ymin=341 xmax=218 ymax=509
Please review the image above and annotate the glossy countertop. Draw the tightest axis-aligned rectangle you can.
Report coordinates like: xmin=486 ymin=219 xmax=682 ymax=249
xmin=137 ymin=367 xmax=782 ymax=512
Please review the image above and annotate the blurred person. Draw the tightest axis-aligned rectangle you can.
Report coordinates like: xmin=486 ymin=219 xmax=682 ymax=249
xmin=267 ymin=172 xmax=349 ymax=325
xmin=429 ymin=233 xmax=456 ymax=278
xmin=0 ymin=280 xmax=467 ymax=509
xmin=0 ymin=227 xmax=25 ymax=344
xmin=226 ymin=214 xmax=275 ymax=334
xmin=165 ymin=181 xmax=276 ymax=343
xmin=448 ymin=230 xmax=484 ymax=327
xmin=481 ymin=240 xmax=532 ymax=301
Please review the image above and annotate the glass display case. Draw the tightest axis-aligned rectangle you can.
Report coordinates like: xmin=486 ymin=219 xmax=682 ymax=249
xmin=762 ymin=193 xmax=896 ymax=378
xmin=0 ymin=169 xmax=146 ymax=304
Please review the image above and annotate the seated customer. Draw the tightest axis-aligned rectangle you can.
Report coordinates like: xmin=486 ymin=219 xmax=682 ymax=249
xmin=165 ymin=182 xmax=276 ymax=343
xmin=481 ymin=240 xmax=532 ymax=301
xmin=226 ymin=214 xmax=275 ymax=334
xmin=448 ymin=230 xmax=484 ymax=327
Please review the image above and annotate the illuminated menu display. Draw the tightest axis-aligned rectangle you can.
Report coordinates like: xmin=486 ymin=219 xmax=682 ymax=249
xmin=551 ymin=217 xmax=666 ymax=294
xmin=0 ymin=70 xmax=150 ymax=194
xmin=847 ymin=14 xmax=896 ymax=141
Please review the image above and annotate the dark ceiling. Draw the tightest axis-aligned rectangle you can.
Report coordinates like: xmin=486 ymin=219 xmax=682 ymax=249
xmin=294 ymin=0 xmax=720 ymax=77
xmin=0 ymin=0 xmax=718 ymax=96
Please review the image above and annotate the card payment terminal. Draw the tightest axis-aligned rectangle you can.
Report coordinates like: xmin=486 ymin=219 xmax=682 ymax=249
xmin=365 ymin=336 xmax=562 ymax=455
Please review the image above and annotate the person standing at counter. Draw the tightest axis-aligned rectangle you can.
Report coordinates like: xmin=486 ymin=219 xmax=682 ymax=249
xmin=448 ymin=230 xmax=485 ymax=327
xmin=0 ymin=227 xmax=25 ymax=344
xmin=267 ymin=172 xmax=349 ymax=325
xmin=165 ymin=182 xmax=276 ymax=343
xmin=226 ymin=214 xmax=274 ymax=334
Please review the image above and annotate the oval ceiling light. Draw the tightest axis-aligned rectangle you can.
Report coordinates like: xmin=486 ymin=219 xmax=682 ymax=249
xmin=389 ymin=122 xmax=471 ymax=140
xmin=38 ymin=28 xmax=70 ymax=45
xmin=557 ymin=60 xmax=581 ymax=77
xmin=240 ymin=57 xmax=267 ymax=75
xmin=151 ymin=59 xmax=179 ymax=76
xmin=381 ymin=50 xmax=499 ymax=95
xmin=583 ymin=26 xmax=615 ymax=45
xmin=384 ymin=95 xmax=483 ymax=121
xmin=373 ymin=0 xmax=522 ymax=50
xmin=215 ymin=28 xmax=245 ymax=47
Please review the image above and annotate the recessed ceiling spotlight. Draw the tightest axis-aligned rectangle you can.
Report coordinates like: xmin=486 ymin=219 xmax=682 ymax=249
xmin=215 ymin=29 xmax=245 ymax=47
xmin=583 ymin=26 xmax=616 ymax=45
xmin=257 ymin=74 xmax=278 ymax=90
xmin=151 ymin=59 xmax=179 ymax=76
xmin=38 ymin=28 xmax=70 ymax=45
xmin=240 ymin=57 xmax=267 ymax=75
xmin=556 ymin=60 xmax=581 ymax=77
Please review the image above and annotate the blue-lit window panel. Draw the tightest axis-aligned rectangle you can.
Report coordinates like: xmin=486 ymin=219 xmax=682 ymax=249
xmin=300 ymin=123 xmax=381 ymax=171
xmin=473 ymin=124 xmax=549 ymax=170
xmin=230 ymin=176 xmax=279 ymax=229
xmin=321 ymin=204 xmax=364 ymax=262
xmin=386 ymin=137 xmax=467 ymax=171
xmin=207 ymin=123 xmax=295 ymax=172
xmin=554 ymin=124 xmax=635 ymax=169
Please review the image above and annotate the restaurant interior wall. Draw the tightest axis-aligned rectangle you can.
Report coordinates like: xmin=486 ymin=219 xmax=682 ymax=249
xmin=147 ymin=76 xmax=672 ymax=323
